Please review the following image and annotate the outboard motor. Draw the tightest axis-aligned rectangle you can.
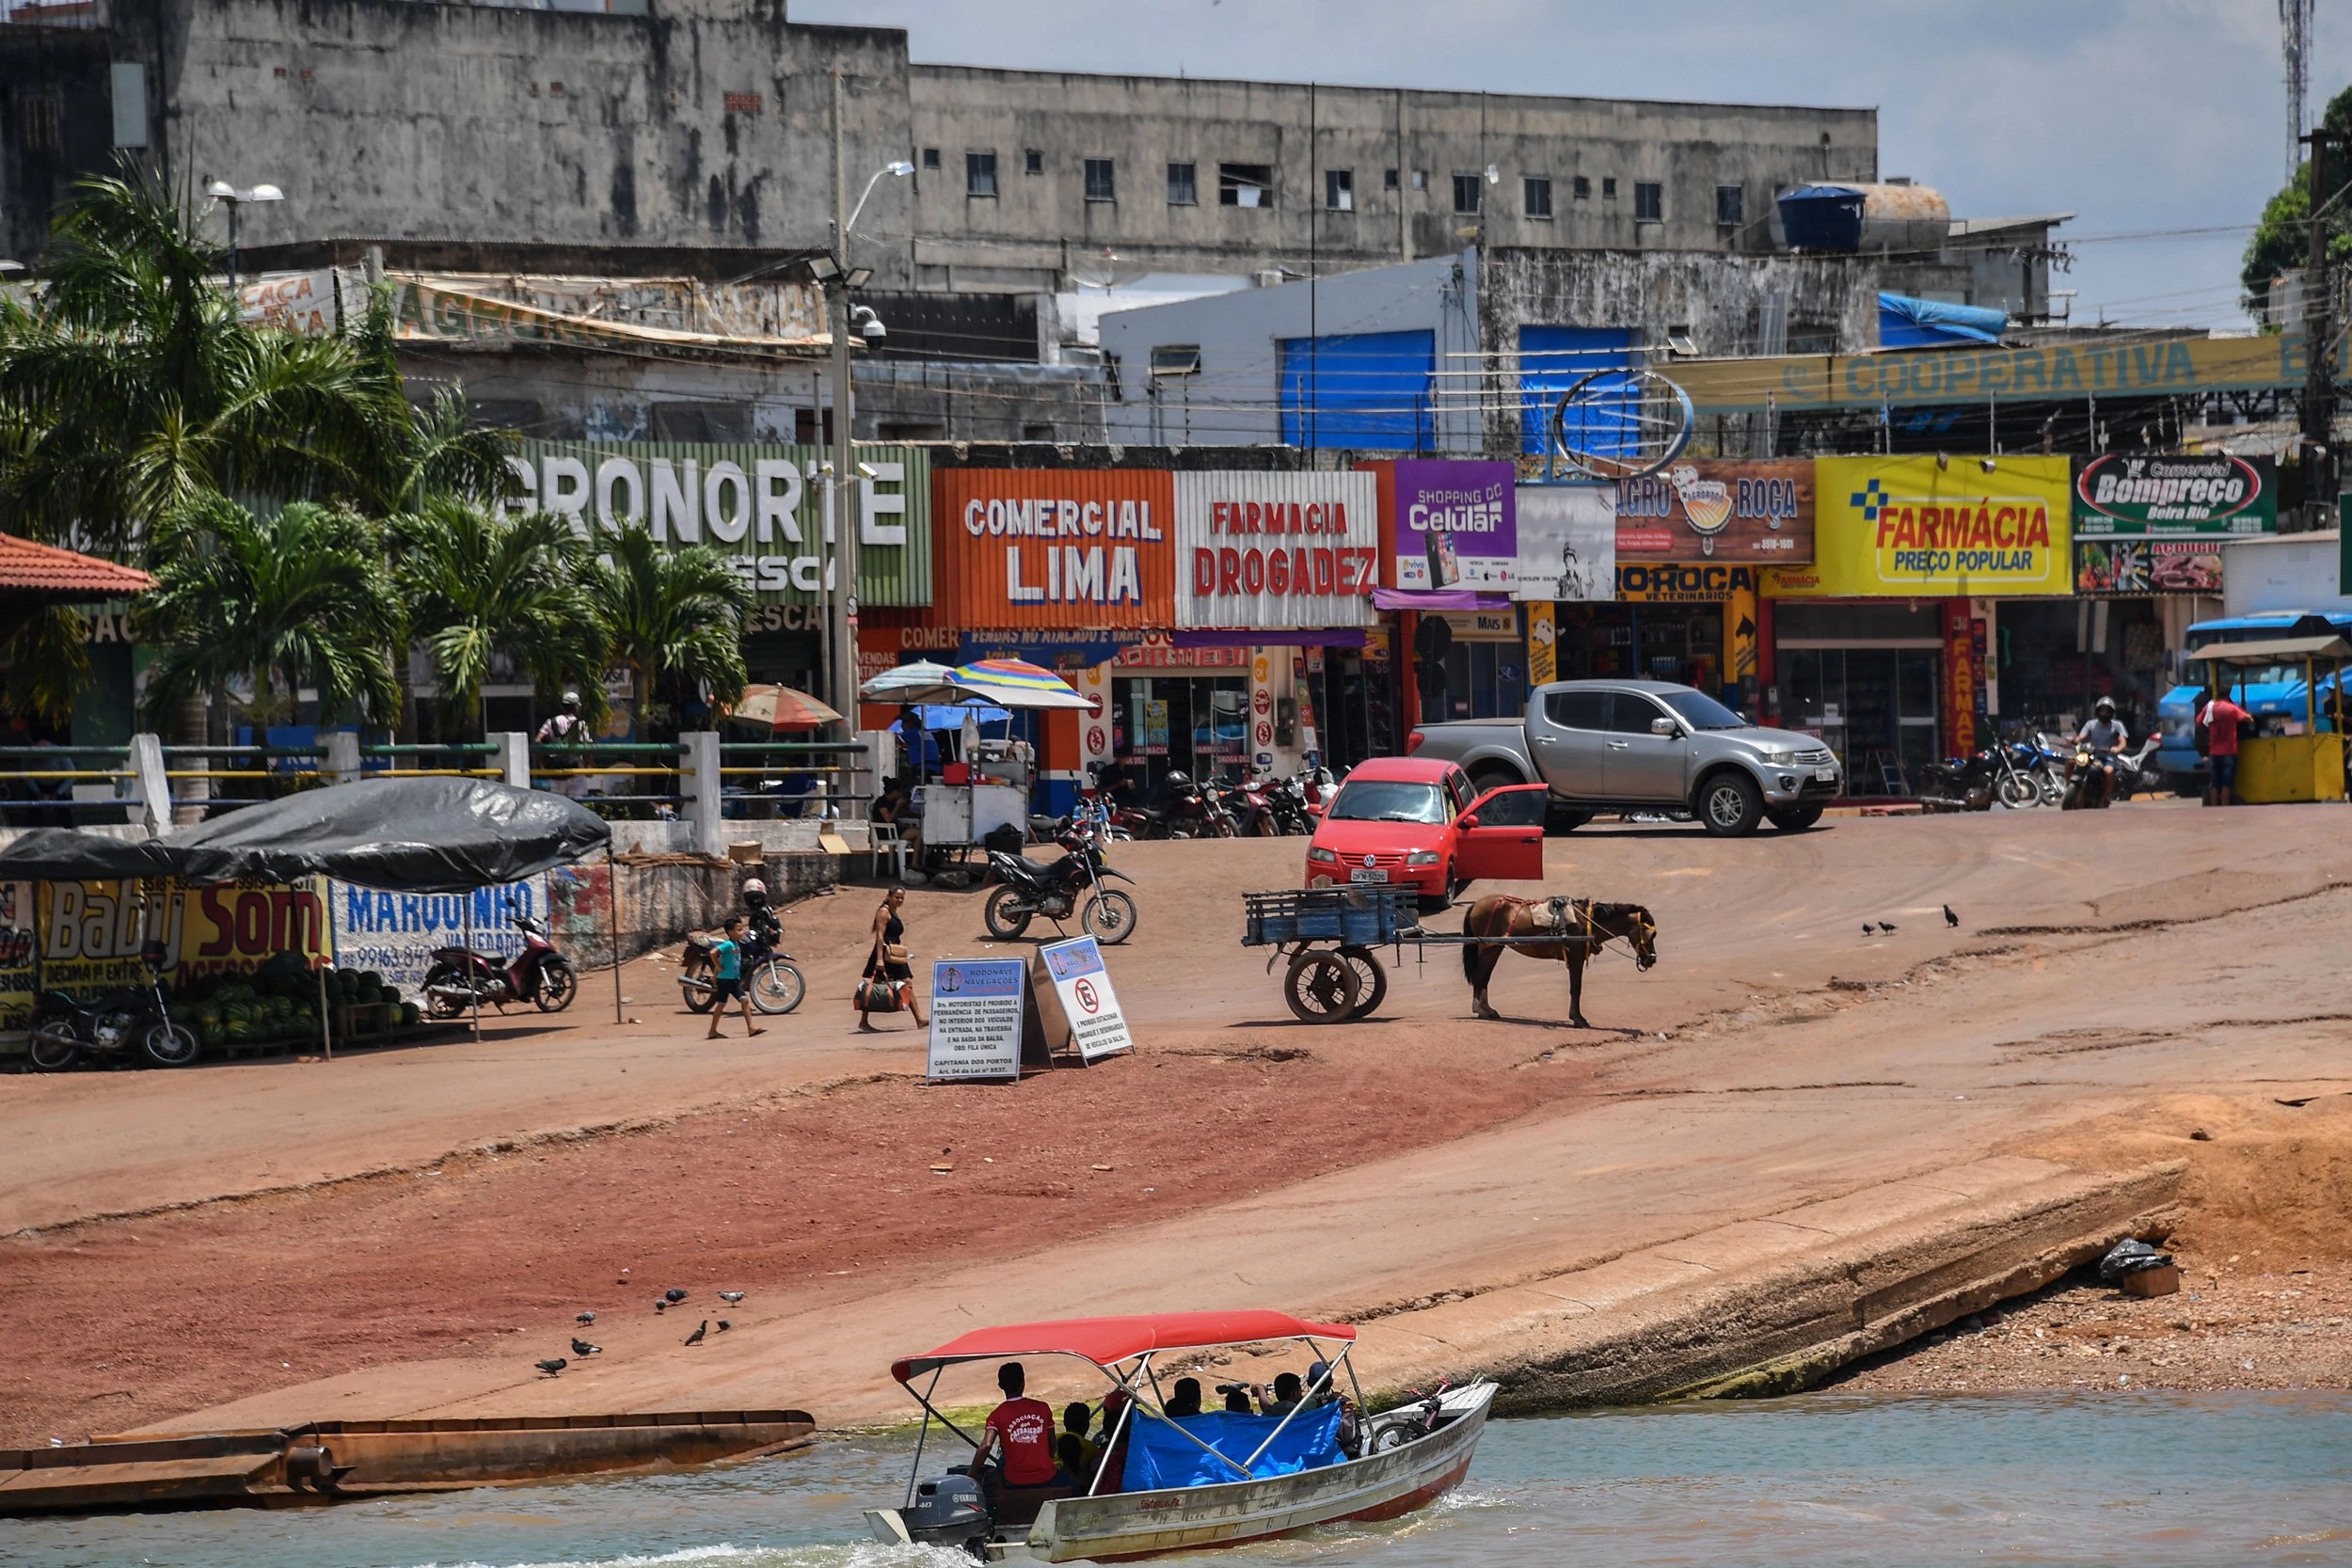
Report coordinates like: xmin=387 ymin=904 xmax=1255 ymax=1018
xmin=899 ymin=1472 xmax=992 ymax=1544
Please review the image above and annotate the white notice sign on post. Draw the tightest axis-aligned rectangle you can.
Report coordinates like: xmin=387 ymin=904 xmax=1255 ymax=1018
xmin=1039 ymin=935 xmax=1135 ymax=1062
xmin=926 ymin=958 xmax=1027 ymax=1081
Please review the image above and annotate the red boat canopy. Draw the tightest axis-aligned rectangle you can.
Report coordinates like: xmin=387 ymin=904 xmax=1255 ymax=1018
xmin=892 ymin=1311 xmax=1356 ymax=1382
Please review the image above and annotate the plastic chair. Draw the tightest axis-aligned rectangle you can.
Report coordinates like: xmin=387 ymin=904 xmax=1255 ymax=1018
xmin=869 ymin=820 xmax=909 ymax=881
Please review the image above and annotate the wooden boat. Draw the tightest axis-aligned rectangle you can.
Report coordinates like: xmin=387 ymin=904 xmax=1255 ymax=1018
xmin=863 ymin=1310 xmax=1494 ymax=1562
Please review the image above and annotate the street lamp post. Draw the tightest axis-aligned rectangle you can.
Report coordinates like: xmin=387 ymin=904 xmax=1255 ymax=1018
xmin=204 ymin=180 xmax=283 ymax=292
xmin=821 ymin=62 xmax=914 ymax=736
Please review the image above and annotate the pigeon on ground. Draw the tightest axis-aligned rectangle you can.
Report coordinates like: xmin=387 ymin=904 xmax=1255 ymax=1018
xmin=683 ymin=1320 xmax=708 ymax=1347
xmin=664 ymin=1289 xmax=689 ymax=1304
xmin=718 ymin=1291 xmax=745 ymax=1304
xmin=571 ymin=1338 xmax=601 ymax=1356
xmin=576 ymin=1310 xmax=596 ymax=1325
xmin=535 ymin=1357 xmax=567 ymax=1376
xmin=655 ymin=1300 xmax=668 ymax=1312
xmin=1863 ymin=923 xmax=1877 ymax=936
xmin=717 ymin=1319 xmax=732 ymax=1332
xmin=1944 ymin=905 xmax=1960 ymax=927
xmin=1880 ymin=921 xmax=1898 ymax=933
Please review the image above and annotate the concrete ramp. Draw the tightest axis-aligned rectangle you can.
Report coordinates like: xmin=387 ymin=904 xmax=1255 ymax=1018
xmin=1359 ymin=1156 xmax=2185 ymax=1410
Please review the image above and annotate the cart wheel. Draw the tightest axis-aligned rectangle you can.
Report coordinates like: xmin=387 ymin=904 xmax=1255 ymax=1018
xmin=1282 ymin=951 xmax=1361 ymax=1024
xmin=1337 ymin=946 xmax=1388 ymax=1020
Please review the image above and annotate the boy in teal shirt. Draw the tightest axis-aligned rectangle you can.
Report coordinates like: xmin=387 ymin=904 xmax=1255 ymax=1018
xmin=704 ymin=915 xmax=765 ymax=1039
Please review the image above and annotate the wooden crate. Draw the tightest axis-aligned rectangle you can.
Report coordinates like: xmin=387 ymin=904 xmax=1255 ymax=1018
xmin=333 ymin=1002 xmax=399 ymax=1041
xmin=2121 ymin=1263 xmax=2181 ymax=1298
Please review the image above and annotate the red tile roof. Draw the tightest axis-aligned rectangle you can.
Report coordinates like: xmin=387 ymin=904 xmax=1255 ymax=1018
xmin=0 ymin=533 xmax=156 ymax=598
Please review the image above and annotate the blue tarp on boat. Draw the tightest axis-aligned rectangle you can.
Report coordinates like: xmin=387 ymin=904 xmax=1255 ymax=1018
xmin=1122 ymin=1406 xmax=1344 ymax=1490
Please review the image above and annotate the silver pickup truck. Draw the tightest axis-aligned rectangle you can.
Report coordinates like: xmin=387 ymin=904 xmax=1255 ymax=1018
xmin=1408 ymin=679 xmax=1842 ymax=836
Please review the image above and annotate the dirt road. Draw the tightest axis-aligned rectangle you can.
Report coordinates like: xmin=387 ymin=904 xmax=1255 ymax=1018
xmin=5 ymin=803 xmax=2349 ymax=1446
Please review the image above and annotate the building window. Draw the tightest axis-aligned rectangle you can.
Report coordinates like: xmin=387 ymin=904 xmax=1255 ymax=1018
xmin=1085 ymin=157 xmax=1116 ymax=201
xmin=1384 ymin=167 xmax=1400 ymax=190
xmin=1601 ymin=177 xmax=1617 ymax=199
xmin=1573 ymin=175 xmax=1591 ymax=200
xmin=1219 ymin=162 xmax=1274 ymax=208
xmin=1523 ymin=176 xmax=1552 ymax=218
xmin=1325 ymin=168 xmax=1353 ymax=211
xmin=19 ymin=91 xmax=61 ymax=154
xmin=1025 ymin=149 xmax=1043 ymax=176
xmin=967 ymin=151 xmax=998 ymax=198
xmin=1168 ymin=162 xmax=1197 ymax=204
xmin=921 ymin=148 xmax=940 ymax=170
xmin=1452 ymin=173 xmax=1481 ymax=214
xmin=1411 ymin=168 xmax=1427 ymax=191
xmin=1634 ymin=181 xmax=1662 ymax=221
xmin=1715 ymin=183 xmax=1743 ymax=226
xmin=1149 ymin=344 xmax=1202 ymax=377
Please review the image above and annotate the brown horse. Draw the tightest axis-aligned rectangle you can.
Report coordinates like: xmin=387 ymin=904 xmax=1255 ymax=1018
xmin=1460 ymin=895 xmax=1657 ymax=1027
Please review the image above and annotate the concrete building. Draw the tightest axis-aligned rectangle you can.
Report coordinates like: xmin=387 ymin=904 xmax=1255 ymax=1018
xmin=10 ymin=0 xmax=1871 ymax=288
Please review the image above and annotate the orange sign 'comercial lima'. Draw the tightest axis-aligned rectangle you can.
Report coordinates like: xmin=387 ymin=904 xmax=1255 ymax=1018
xmin=930 ymin=470 xmax=1177 ymax=629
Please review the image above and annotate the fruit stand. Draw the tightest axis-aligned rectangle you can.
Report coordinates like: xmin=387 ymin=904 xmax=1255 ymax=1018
xmin=171 ymin=956 xmax=434 ymax=1060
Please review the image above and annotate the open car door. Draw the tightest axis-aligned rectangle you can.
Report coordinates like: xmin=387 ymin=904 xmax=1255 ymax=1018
xmin=1453 ymin=783 xmax=1548 ymax=884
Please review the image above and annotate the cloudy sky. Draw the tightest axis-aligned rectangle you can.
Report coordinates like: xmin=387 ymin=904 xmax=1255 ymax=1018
xmin=798 ymin=0 xmax=2349 ymax=330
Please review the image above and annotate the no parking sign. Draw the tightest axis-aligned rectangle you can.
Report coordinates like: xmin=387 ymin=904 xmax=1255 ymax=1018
xmin=1038 ymin=935 xmax=1135 ymax=1063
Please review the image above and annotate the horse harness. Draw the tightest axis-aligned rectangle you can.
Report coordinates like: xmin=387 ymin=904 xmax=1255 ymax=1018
xmin=1540 ymin=896 xmax=1606 ymax=951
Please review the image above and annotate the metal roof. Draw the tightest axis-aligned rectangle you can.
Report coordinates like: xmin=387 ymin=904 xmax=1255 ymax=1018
xmin=2191 ymin=635 xmax=2352 ymax=664
xmin=893 ymin=1311 xmax=1356 ymax=1382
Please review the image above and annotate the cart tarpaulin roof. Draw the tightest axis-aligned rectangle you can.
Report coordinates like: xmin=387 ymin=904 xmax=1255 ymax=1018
xmin=164 ymin=776 xmax=611 ymax=891
xmin=0 ymin=829 xmax=183 ymax=881
xmin=892 ymin=1311 xmax=1357 ymax=1381
xmin=2192 ymin=635 xmax=2352 ymax=664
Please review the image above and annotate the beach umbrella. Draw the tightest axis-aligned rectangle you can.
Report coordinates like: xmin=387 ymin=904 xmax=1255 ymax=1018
xmin=950 ymin=657 xmax=1094 ymax=710
xmin=726 ymin=684 xmax=843 ymax=731
xmin=859 ymin=659 xmax=966 ymax=705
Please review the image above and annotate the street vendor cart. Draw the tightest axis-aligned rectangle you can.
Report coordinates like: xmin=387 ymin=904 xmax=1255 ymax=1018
xmin=2191 ymin=631 xmax=2350 ymax=804
xmin=863 ymin=659 xmax=1095 ymax=870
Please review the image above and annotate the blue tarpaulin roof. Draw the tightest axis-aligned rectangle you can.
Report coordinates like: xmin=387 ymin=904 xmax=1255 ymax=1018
xmin=1122 ymin=1406 xmax=1343 ymax=1490
xmin=1878 ymin=293 xmax=2007 ymax=349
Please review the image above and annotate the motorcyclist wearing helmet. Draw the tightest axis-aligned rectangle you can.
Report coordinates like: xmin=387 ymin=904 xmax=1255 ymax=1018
xmin=2074 ymin=698 xmax=2128 ymax=761
xmin=740 ymin=877 xmax=782 ymax=952
xmin=537 ymin=690 xmax=593 ymax=800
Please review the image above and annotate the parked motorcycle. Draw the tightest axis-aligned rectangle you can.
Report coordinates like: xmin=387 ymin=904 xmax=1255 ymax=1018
xmin=422 ymin=911 xmax=578 ymax=1018
xmin=983 ymin=823 xmax=1138 ymax=944
xmin=27 ymin=940 xmax=199 ymax=1070
xmin=2028 ymin=733 xmax=2074 ymax=806
xmin=677 ymin=924 xmax=806 ymax=1014
xmin=1917 ymin=748 xmax=1997 ymax=812
xmin=1989 ymin=739 xmax=2047 ymax=808
xmin=1266 ymin=772 xmax=1316 ymax=835
xmin=2106 ymin=734 xmax=2164 ymax=802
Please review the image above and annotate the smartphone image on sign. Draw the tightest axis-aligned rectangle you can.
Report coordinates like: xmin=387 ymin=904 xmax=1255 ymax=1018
xmin=1424 ymin=526 xmax=1461 ymax=588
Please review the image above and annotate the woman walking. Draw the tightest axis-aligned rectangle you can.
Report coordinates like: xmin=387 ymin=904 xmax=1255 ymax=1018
xmin=860 ymin=885 xmax=927 ymax=1031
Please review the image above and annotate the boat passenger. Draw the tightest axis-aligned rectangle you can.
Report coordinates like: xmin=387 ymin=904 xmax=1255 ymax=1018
xmin=1255 ymin=1372 xmax=1306 ymax=1419
xmin=1221 ymin=1384 xmax=1253 ymax=1414
xmin=1165 ymin=1377 xmax=1204 ymax=1418
xmin=1058 ymin=1402 xmax=1100 ymax=1483
xmin=1093 ymin=1388 xmax=1133 ymax=1494
xmin=972 ymin=1362 xmax=1069 ymax=1498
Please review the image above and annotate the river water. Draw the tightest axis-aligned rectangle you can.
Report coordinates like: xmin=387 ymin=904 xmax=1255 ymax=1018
xmin=8 ymin=1391 xmax=2350 ymax=1568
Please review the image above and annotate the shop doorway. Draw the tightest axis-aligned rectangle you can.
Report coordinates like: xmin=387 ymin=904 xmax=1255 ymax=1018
xmin=1781 ymin=646 xmax=1940 ymax=794
xmin=1114 ymin=673 xmax=1249 ymax=785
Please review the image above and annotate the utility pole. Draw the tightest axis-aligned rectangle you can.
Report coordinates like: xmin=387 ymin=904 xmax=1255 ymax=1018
xmin=827 ymin=66 xmax=860 ymax=733
xmin=2302 ymin=125 xmax=2339 ymax=531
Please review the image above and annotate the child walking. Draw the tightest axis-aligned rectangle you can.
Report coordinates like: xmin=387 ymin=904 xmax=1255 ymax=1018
xmin=704 ymin=916 xmax=765 ymax=1039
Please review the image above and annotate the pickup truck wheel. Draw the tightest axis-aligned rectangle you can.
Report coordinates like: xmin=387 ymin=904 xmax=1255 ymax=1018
xmin=1767 ymin=804 xmax=1823 ymax=832
xmin=1697 ymin=772 xmax=1764 ymax=837
xmin=1470 ymin=766 xmax=1523 ymax=798
xmin=1546 ymin=808 xmax=1592 ymax=835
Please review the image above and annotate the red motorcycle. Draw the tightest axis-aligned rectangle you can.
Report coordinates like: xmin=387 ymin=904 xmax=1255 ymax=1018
xmin=422 ymin=911 xmax=577 ymax=1018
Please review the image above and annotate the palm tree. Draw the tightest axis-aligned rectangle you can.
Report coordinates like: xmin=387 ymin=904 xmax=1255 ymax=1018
xmin=391 ymin=499 xmax=610 ymax=739
xmin=578 ymin=523 xmax=754 ymax=739
xmin=133 ymin=496 xmax=404 ymax=734
xmin=0 ymin=164 xmax=410 ymax=558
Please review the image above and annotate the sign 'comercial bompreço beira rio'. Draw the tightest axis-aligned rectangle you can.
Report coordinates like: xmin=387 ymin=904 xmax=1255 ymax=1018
xmin=2072 ymin=451 xmax=2277 ymax=537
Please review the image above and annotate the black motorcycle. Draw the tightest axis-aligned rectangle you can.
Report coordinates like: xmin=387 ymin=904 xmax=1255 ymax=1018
xmin=1918 ymin=749 xmax=1997 ymax=812
xmin=983 ymin=824 xmax=1139 ymax=944
xmin=677 ymin=922 xmax=806 ymax=1014
xmin=28 ymin=940 xmax=200 ymax=1070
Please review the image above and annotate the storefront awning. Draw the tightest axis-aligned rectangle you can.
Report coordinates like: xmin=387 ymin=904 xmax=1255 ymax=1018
xmin=1171 ymin=629 xmax=1367 ymax=648
xmin=1370 ymin=587 xmax=1511 ymax=611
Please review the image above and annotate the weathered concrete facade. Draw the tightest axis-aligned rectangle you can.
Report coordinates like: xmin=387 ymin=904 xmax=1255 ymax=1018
xmin=8 ymin=0 xmax=1874 ymax=293
xmin=908 ymin=67 xmax=1877 ymax=292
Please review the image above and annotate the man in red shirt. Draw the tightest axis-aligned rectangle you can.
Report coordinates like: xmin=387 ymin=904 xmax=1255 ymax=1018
xmin=974 ymin=1362 xmax=1067 ymax=1495
xmin=2201 ymin=686 xmax=2252 ymax=807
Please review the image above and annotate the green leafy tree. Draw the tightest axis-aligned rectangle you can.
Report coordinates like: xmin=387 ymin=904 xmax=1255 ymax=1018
xmin=391 ymin=499 xmax=610 ymax=739
xmin=133 ymin=497 xmax=404 ymax=732
xmin=579 ymin=523 xmax=753 ymax=739
xmin=2243 ymin=84 xmax=2352 ymax=319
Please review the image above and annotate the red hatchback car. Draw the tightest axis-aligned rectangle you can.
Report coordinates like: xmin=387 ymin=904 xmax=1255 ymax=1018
xmin=1304 ymin=757 xmax=1548 ymax=911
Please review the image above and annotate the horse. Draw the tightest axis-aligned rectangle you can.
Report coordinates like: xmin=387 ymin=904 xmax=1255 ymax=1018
xmin=1459 ymin=895 xmax=1657 ymax=1027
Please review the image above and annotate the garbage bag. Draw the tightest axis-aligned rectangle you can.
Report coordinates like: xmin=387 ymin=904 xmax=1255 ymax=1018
xmin=2098 ymin=1238 xmax=2174 ymax=1282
